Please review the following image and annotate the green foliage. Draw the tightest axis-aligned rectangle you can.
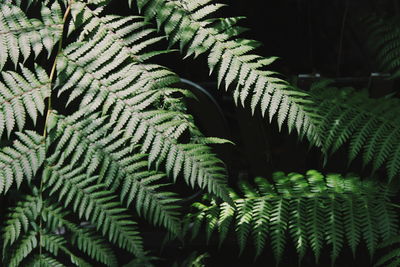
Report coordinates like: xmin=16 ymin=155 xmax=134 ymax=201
xmin=311 ymin=80 xmax=400 ymax=179
xmin=187 ymin=170 xmax=399 ymax=265
xmin=2 ymin=193 xmax=103 ymax=267
xmin=375 ymin=235 xmax=400 ymax=267
xmin=0 ymin=2 xmax=63 ymax=70
xmin=0 ymin=0 xmax=400 ymax=266
xmin=133 ymin=0 xmax=322 ymax=145
xmin=362 ymin=14 xmax=400 ymax=78
xmin=0 ymin=131 xmax=45 ymax=194
xmin=0 ymin=65 xmax=50 ymax=137
xmin=1 ymin=0 xmax=232 ymax=265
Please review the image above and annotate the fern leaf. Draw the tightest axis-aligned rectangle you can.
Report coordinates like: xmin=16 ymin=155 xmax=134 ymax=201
xmin=375 ymin=236 xmax=400 ymax=267
xmin=187 ymin=171 xmax=398 ymax=263
xmin=137 ymin=0 xmax=322 ymax=146
xmin=217 ymin=202 xmax=235 ymax=247
xmin=49 ymin=111 xmax=182 ymax=235
xmin=43 ymin=162 xmax=145 ymax=258
xmin=56 ymin=35 xmax=230 ymax=201
xmin=7 ymin=231 xmax=37 ymax=267
xmin=0 ymin=65 xmax=50 ymax=137
xmin=236 ymin=198 xmax=254 ymax=255
xmin=0 ymin=2 xmax=63 ymax=70
xmin=2 ymin=194 xmax=40 ymax=251
xmin=0 ymin=130 xmax=45 ymax=194
xmin=251 ymin=197 xmax=270 ymax=258
xmin=289 ymin=198 xmax=308 ymax=262
xmin=342 ymin=194 xmax=361 ymax=257
xmin=311 ymin=82 xmax=400 ymax=179
xmin=40 ymin=234 xmax=91 ymax=267
xmin=26 ymin=254 xmax=65 ymax=267
xmin=42 ymin=203 xmax=118 ymax=267
xmin=326 ymin=195 xmax=344 ymax=264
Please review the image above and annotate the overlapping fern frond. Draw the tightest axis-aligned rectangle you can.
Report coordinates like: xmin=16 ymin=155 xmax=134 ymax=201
xmin=55 ymin=4 xmax=230 ymax=200
xmin=45 ymin=110 xmax=182 ymax=236
xmin=0 ymin=1 xmax=232 ymax=265
xmin=187 ymin=170 xmax=398 ymax=265
xmin=2 ymin=192 xmax=109 ymax=267
xmin=132 ymin=0 xmax=321 ymax=145
xmin=311 ymin=80 xmax=400 ymax=179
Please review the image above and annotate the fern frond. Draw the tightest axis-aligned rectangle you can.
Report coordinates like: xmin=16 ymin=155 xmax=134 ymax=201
xmin=42 ymin=161 xmax=145 ymax=258
xmin=40 ymin=233 xmax=91 ymax=267
xmin=42 ymin=203 xmax=118 ymax=267
xmin=55 ymin=33 xmax=230 ymax=201
xmin=0 ymin=65 xmax=50 ymax=137
xmin=0 ymin=130 xmax=45 ymax=194
xmin=71 ymin=2 xmax=167 ymax=62
xmin=48 ymin=111 xmax=182 ymax=235
xmin=311 ymin=81 xmax=400 ymax=180
xmin=235 ymin=198 xmax=254 ymax=255
xmin=0 ymin=2 xmax=63 ymax=70
xmin=362 ymin=14 xmax=400 ymax=77
xmin=136 ymin=0 xmax=322 ymax=145
xmin=7 ymin=230 xmax=38 ymax=267
xmin=2 ymin=194 xmax=40 ymax=251
xmin=2 ymin=190 xmax=123 ymax=267
xmin=187 ymin=170 xmax=398 ymax=263
xmin=289 ymin=197 xmax=308 ymax=262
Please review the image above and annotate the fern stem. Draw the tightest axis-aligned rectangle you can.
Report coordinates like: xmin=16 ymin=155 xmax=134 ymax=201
xmin=43 ymin=2 xmax=72 ymax=138
xmin=39 ymin=0 xmax=73 ymax=258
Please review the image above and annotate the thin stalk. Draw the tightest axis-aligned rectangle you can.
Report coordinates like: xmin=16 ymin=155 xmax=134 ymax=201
xmin=39 ymin=0 xmax=73 ymax=257
xmin=337 ymin=0 xmax=349 ymax=76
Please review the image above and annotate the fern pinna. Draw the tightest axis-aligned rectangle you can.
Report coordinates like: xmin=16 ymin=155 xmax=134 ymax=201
xmin=187 ymin=170 xmax=399 ymax=265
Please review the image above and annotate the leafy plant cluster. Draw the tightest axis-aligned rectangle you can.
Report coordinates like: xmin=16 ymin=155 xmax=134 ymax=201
xmin=0 ymin=0 xmax=399 ymax=266
xmin=186 ymin=170 xmax=398 ymax=265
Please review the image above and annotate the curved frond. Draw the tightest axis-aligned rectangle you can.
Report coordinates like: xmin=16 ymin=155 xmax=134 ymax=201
xmin=362 ymin=14 xmax=400 ymax=78
xmin=7 ymin=230 xmax=38 ymax=267
xmin=136 ymin=0 xmax=322 ymax=145
xmin=26 ymin=254 xmax=65 ymax=267
xmin=375 ymin=236 xmax=400 ymax=267
xmin=2 ymin=194 xmax=40 ymax=251
xmin=55 ymin=32 xmax=230 ymax=201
